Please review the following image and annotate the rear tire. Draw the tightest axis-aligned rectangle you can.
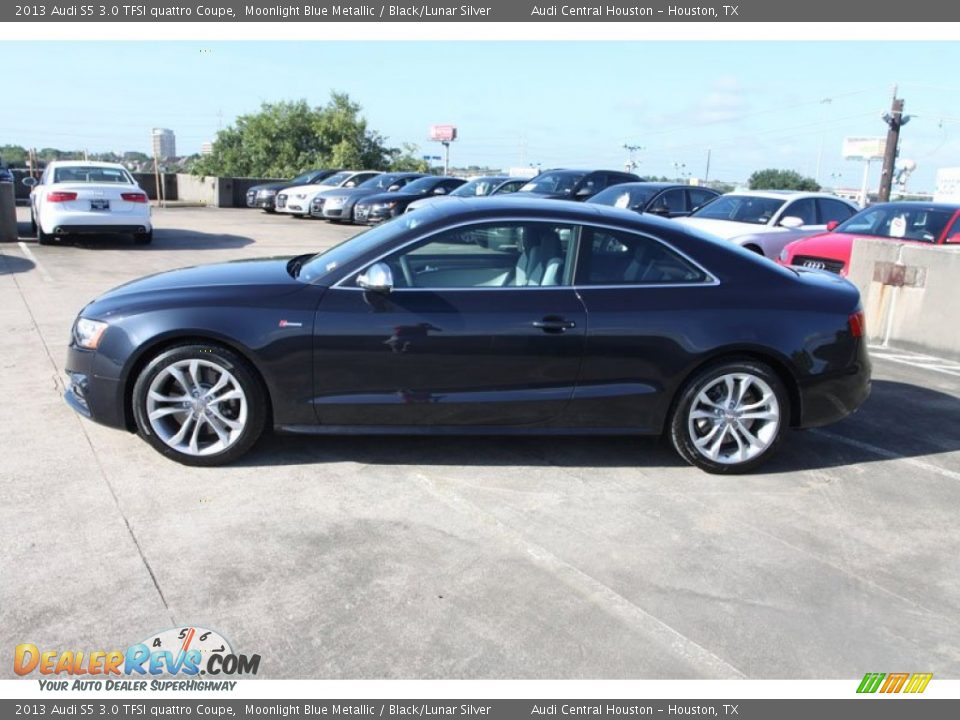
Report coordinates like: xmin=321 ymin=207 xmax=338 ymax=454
xmin=29 ymin=212 xmax=37 ymax=235
xmin=132 ymin=343 xmax=267 ymax=466
xmin=669 ymin=359 xmax=789 ymax=474
xmin=37 ymin=226 xmax=54 ymax=245
xmin=134 ymin=229 xmax=153 ymax=245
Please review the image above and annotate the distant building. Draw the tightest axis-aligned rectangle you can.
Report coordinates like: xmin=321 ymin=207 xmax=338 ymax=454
xmin=200 ymin=142 xmax=213 ymax=156
xmin=151 ymin=128 xmax=176 ymax=160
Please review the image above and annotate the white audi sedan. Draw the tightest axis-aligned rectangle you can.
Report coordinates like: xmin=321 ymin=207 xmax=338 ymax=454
xmin=275 ymin=170 xmax=381 ymax=217
xmin=26 ymin=161 xmax=152 ymax=245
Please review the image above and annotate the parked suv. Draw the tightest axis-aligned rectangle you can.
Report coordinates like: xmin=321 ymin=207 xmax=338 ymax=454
xmin=512 ymin=168 xmax=641 ymax=201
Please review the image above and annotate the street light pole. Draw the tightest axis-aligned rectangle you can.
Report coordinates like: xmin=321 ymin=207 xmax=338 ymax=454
xmin=878 ymin=88 xmax=909 ymax=202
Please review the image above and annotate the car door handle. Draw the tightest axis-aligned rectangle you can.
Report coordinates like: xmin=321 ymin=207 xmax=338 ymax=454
xmin=532 ymin=316 xmax=577 ymax=333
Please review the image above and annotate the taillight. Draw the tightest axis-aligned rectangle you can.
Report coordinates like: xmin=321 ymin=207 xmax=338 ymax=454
xmin=47 ymin=191 xmax=77 ymax=202
xmin=848 ymin=310 xmax=865 ymax=338
xmin=121 ymin=192 xmax=148 ymax=203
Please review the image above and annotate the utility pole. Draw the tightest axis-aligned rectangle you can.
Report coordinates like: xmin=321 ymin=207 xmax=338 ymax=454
xmin=704 ymin=149 xmax=711 ymax=182
xmin=878 ymin=87 xmax=909 ymax=203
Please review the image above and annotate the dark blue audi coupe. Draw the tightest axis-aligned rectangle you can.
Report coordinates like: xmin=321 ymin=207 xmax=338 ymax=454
xmin=64 ymin=198 xmax=871 ymax=473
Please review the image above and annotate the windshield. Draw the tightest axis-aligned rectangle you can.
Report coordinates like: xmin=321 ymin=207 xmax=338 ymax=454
xmin=357 ymin=173 xmax=414 ymax=190
xmin=53 ymin=166 xmax=134 ymax=184
xmin=450 ymin=177 xmax=507 ymax=198
xmin=691 ymin=195 xmax=785 ymax=225
xmin=398 ymin=177 xmax=441 ymax=195
xmin=291 ymin=171 xmax=321 ymax=185
xmin=298 ymin=209 xmax=437 ymax=283
xmin=519 ymin=171 xmax=587 ymax=195
xmin=835 ymin=205 xmax=955 ymax=242
xmin=589 ymin=185 xmax=657 ymax=208
xmin=318 ymin=171 xmax=353 ymax=187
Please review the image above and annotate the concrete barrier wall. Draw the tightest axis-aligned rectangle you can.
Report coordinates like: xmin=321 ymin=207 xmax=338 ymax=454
xmin=176 ymin=173 xmax=219 ymax=206
xmin=847 ymin=238 xmax=960 ymax=359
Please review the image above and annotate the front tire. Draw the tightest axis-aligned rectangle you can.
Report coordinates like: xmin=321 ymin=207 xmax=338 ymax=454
xmin=132 ymin=344 xmax=267 ymax=466
xmin=669 ymin=360 xmax=789 ymax=474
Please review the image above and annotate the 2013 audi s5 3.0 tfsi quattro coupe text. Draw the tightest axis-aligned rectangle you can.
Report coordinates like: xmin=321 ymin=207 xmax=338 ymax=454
xmin=64 ymin=199 xmax=871 ymax=473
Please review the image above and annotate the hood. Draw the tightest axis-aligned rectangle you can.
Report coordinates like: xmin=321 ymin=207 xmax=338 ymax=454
xmin=676 ymin=217 xmax=779 ymax=240
xmin=786 ymin=232 xmax=855 ymax=262
xmin=248 ymin=180 xmax=295 ymax=193
xmin=406 ymin=196 xmax=453 ymax=211
xmin=358 ymin=191 xmax=422 ymax=205
xmin=85 ymin=257 xmax=303 ymax=318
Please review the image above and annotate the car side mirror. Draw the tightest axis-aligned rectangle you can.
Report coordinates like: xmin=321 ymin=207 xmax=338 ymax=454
xmin=432 ymin=187 xmax=447 ymax=195
xmin=357 ymin=262 xmax=394 ymax=293
xmin=647 ymin=206 xmax=670 ymax=216
xmin=574 ymin=186 xmax=593 ymax=199
xmin=345 ymin=181 xmax=356 ymax=188
xmin=779 ymin=216 xmax=805 ymax=229
xmin=387 ymin=184 xmax=401 ymax=192
xmin=22 ymin=177 xmax=37 ymax=187
xmin=826 ymin=220 xmax=840 ymax=232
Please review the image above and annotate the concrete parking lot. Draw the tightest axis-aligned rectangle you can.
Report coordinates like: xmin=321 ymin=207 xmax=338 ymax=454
xmin=2 ymin=205 xmax=959 ymax=679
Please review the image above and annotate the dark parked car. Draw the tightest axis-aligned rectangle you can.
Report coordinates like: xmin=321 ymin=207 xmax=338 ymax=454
xmin=312 ymin=172 xmax=427 ymax=223
xmin=511 ymin=168 xmax=641 ymax=201
xmin=0 ymin=167 xmax=14 ymax=184
xmin=587 ymin=182 xmax=720 ymax=218
xmin=246 ymin=169 xmax=340 ymax=212
xmin=64 ymin=198 xmax=870 ymax=473
xmin=353 ymin=176 xmax=466 ymax=224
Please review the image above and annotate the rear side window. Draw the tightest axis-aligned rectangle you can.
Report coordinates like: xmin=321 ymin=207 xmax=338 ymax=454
xmin=577 ymin=227 xmax=711 ymax=286
xmin=688 ymin=188 xmax=717 ymax=211
xmin=818 ymin=198 xmax=856 ymax=224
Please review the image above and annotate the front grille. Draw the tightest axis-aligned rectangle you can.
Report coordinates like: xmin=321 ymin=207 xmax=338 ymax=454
xmin=246 ymin=190 xmax=257 ymax=206
xmin=355 ymin=206 xmax=370 ymax=220
xmin=792 ymin=255 xmax=845 ymax=274
xmin=276 ymin=194 xmax=287 ymax=209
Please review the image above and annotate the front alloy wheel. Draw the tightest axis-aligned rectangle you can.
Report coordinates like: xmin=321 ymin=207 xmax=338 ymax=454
xmin=133 ymin=344 xmax=266 ymax=466
xmin=670 ymin=360 xmax=789 ymax=474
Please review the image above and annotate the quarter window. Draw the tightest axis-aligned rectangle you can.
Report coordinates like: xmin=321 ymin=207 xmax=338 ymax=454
xmin=577 ymin=227 xmax=710 ymax=286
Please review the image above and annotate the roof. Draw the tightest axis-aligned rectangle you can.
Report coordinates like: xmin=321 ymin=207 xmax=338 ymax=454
xmin=46 ymin=160 xmax=128 ymax=169
xmin=871 ymin=201 xmax=960 ymax=211
xmin=419 ymin=196 xmax=674 ymax=229
xmin=726 ymin=190 xmax=844 ymax=200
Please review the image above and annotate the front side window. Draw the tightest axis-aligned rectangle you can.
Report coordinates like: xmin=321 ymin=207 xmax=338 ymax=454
xmin=357 ymin=222 xmax=576 ymax=289
xmin=688 ymin=188 xmax=718 ymax=211
xmin=519 ymin=171 xmax=587 ymax=196
xmin=818 ymin=198 xmax=857 ymax=224
xmin=650 ymin=189 xmax=686 ymax=214
xmin=782 ymin=198 xmax=817 ymax=225
xmin=577 ymin=227 xmax=710 ymax=286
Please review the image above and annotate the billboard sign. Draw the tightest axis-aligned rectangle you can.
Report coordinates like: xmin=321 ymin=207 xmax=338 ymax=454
xmin=934 ymin=167 xmax=960 ymax=203
xmin=843 ymin=137 xmax=885 ymax=161
xmin=429 ymin=125 xmax=458 ymax=142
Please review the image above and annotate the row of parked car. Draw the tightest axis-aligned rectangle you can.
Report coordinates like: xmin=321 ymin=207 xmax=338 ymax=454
xmin=252 ymin=166 xmax=960 ymax=277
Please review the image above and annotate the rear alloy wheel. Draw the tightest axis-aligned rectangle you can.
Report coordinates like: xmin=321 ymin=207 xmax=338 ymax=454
xmin=669 ymin=360 xmax=789 ymax=474
xmin=132 ymin=344 xmax=266 ymax=466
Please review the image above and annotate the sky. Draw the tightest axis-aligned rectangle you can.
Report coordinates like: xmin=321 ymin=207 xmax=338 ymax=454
xmin=2 ymin=41 xmax=960 ymax=191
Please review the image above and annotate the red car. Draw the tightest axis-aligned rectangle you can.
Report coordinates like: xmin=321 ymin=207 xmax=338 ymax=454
xmin=778 ymin=202 xmax=960 ymax=276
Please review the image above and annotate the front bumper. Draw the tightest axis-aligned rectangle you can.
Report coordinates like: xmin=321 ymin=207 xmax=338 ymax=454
xmin=63 ymin=344 xmax=128 ymax=430
xmin=252 ymin=194 xmax=277 ymax=210
xmin=353 ymin=205 xmax=395 ymax=225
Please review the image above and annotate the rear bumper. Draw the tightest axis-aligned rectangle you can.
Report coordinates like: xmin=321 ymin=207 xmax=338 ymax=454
xmin=41 ymin=210 xmax=150 ymax=234
xmin=52 ymin=224 xmax=150 ymax=235
xmin=798 ymin=345 xmax=872 ymax=428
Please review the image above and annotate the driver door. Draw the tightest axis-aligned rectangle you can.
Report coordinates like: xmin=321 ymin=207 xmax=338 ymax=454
xmin=312 ymin=221 xmax=586 ymax=427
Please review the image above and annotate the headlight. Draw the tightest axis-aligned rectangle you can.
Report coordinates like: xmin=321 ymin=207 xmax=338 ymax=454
xmin=372 ymin=201 xmax=398 ymax=210
xmin=294 ymin=193 xmax=307 ymax=199
xmin=73 ymin=318 xmax=108 ymax=349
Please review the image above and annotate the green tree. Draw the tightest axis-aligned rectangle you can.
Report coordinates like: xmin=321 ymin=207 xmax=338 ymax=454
xmin=0 ymin=144 xmax=28 ymax=167
xmin=748 ymin=168 xmax=820 ymax=192
xmin=387 ymin=143 xmax=430 ymax=173
xmin=192 ymin=93 xmax=404 ymax=178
